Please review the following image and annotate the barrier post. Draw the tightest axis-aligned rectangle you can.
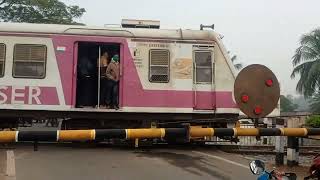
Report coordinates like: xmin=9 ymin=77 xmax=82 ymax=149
xmin=254 ymin=119 xmax=261 ymax=141
xmin=295 ymin=137 xmax=299 ymax=165
xmin=263 ymin=123 xmax=268 ymax=144
xmin=275 ymin=118 xmax=284 ymax=166
xmin=287 ymin=136 xmax=298 ymax=167
xmin=286 ymin=116 xmax=300 ymax=167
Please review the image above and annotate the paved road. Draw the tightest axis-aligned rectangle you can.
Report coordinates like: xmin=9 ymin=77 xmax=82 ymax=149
xmin=0 ymin=144 xmax=255 ymax=180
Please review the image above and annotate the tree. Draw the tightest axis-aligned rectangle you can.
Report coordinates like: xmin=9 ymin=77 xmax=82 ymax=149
xmin=310 ymin=92 xmax=320 ymax=113
xmin=280 ymin=95 xmax=298 ymax=112
xmin=291 ymin=28 xmax=320 ymax=97
xmin=0 ymin=0 xmax=86 ymax=24
xmin=306 ymin=115 xmax=320 ymax=128
xmin=291 ymin=95 xmax=311 ymax=111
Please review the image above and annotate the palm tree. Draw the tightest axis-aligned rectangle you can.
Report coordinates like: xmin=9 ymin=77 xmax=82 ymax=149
xmin=291 ymin=28 xmax=320 ymax=97
xmin=310 ymin=93 xmax=320 ymax=113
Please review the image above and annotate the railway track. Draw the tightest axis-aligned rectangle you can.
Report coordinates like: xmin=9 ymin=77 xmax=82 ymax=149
xmin=0 ymin=141 xmax=319 ymax=155
xmin=210 ymin=144 xmax=320 ymax=155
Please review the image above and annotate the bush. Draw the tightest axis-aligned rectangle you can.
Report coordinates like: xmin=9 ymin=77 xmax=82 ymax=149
xmin=306 ymin=115 xmax=320 ymax=128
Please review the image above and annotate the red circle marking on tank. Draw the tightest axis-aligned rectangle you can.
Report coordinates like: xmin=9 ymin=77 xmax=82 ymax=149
xmin=241 ymin=95 xmax=249 ymax=103
xmin=265 ymin=79 xmax=273 ymax=87
xmin=254 ymin=106 xmax=262 ymax=115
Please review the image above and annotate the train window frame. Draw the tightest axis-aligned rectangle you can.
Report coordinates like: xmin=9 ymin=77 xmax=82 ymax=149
xmin=193 ymin=50 xmax=214 ymax=84
xmin=0 ymin=43 xmax=6 ymax=78
xmin=148 ymin=49 xmax=170 ymax=83
xmin=12 ymin=44 xmax=47 ymax=79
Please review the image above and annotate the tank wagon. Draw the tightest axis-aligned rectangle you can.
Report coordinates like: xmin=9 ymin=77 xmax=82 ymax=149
xmin=0 ymin=19 xmax=239 ymax=129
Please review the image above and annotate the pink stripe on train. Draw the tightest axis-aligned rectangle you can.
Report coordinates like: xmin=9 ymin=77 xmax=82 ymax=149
xmin=0 ymin=86 xmax=59 ymax=105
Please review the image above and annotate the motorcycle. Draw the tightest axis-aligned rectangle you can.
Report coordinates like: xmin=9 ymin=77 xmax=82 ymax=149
xmin=304 ymin=170 xmax=320 ymax=180
xmin=304 ymin=154 xmax=320 ymax=180
xmin=249 ymin=160 xmax=297 ymax=180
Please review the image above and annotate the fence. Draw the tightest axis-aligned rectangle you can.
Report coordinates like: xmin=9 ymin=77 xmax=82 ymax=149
xmin=239 ymin=124 xmax=320 ymax=146
xmin=206 ymin=123 xmax=320 ymax=146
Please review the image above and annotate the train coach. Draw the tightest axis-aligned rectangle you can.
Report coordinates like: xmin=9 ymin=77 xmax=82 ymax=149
xmin=0 ymin=19 xmax=241 ymax=129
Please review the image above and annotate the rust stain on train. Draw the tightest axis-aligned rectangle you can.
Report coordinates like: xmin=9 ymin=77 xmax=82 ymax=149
xmin=173 ymin=58 xmax=192 ymax=79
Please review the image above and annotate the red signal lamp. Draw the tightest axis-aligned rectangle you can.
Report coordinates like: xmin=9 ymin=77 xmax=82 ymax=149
xmin=254 ymin=106 xmax=262 ymax=115
xmin=265 ymin=79 xmax=273 ymax=87
xmin=241 ymin=95 xmax=249 ymax=103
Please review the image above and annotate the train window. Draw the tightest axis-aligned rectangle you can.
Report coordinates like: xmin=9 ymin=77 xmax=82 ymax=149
xmin=13 ymin=44 xmax=47 ymax=79
xmin=194 ymin=51 xmax=213 ymax=83
xmin=149 ymin=49 xmax=170 ymax=83
xmin=0 ymin=44 xmax=5 ymax=77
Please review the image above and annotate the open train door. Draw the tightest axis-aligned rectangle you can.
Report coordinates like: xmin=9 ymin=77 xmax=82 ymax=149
xmin=193 ymin=46 xmax=215 ymax=110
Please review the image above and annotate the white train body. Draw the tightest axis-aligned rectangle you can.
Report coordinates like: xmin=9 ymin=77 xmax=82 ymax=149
xmin=0 ymin=22 xmax=245 ymax=129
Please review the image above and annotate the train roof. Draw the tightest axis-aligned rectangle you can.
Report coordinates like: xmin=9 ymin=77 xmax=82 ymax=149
xmin=0 ymin=22 xmax=220 ymax=41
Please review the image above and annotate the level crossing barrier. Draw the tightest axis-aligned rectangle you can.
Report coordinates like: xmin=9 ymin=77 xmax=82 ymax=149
xmin=0 ymin=127 xmax=319 ymax=143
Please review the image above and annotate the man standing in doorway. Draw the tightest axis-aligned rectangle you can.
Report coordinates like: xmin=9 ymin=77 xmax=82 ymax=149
xmin=106 ymin=55 xmax=120 ymax=109
xmin=97 ymin=51 xmax=110 ymax=108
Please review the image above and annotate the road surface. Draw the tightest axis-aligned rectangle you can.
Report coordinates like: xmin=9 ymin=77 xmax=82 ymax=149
xmin=0 ymin=144 xmax=255 ymax=180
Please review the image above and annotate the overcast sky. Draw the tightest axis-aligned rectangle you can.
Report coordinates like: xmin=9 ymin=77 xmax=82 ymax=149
xmin=62 ymin=0 xmax=320 ymax=96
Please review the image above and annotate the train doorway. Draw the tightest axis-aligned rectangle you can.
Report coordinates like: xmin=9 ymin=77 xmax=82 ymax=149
xmin=193 ymin=47 xmax=215 ymax=110
xmin=75 ymin=42 xmax=120 ymax=109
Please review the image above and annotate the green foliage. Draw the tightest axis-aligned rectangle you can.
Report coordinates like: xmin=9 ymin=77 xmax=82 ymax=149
xmin=291 ymin=28 xmax=320 ymax=97
xmin=0 ymin=0 xmax=86 ymax=24
xmin=280 ymin=95 xmax=298 ymax=112
xmin=306 ymin=115 xmax=320 ymax=128
xmin=292 ymin=95 xmax=311 ymax=111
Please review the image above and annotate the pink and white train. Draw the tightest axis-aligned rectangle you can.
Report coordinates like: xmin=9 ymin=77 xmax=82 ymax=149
xmin=0 ymin=20 xmax=240 ymax=129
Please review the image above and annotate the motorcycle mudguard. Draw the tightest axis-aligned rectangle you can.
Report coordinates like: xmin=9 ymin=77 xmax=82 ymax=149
xmin=258 ymin=173 xmax=270 ymax=180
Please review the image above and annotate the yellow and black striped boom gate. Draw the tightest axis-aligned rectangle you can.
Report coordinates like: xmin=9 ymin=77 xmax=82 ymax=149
xmin=0 ymin=127 xmax=320 ymax=143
